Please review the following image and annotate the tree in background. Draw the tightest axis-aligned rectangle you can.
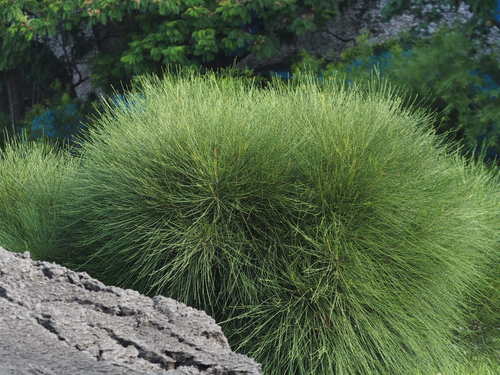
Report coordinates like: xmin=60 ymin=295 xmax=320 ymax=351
xmin=0 ymin=0 xmax=351 ymax=149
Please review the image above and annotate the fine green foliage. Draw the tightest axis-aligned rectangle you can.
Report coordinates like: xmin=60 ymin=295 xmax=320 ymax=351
xmin=0 ymin=129 xmax=80 ymax=260
xmin=10 ymin=67 xmax=493 ymax=374
xmin=430 ymin=353 xmax=499 ymax=375
xmin=459 ymin=256 xmax=500 ymax=361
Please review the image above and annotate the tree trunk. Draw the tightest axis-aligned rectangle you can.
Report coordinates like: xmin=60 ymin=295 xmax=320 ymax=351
xmin=5 ymin=71 xmax=22 ymax=135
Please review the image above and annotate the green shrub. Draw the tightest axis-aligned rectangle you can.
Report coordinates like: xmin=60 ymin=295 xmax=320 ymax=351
xmin=31 ymin=66 xmax=498 ymax=374
xmin=439 ymin=353 xmax=500 ymax=375
xmin=289 ymin=29 xmax=500 ymax=364
xmin=458 ymin=258 xmax=500 ymax=360
xmin=0 ymin=130 xmax=80 ymax=260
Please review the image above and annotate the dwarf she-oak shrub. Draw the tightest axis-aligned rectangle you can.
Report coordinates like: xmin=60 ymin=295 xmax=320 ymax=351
xmin=44 ymin=67 xmax=498 ymax=375
xmin=0 ymin=129 xmax=79 ymax=261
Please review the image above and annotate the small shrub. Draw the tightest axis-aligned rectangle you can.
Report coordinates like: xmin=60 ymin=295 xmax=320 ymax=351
xmin=0 ymin=130 xmax=80 ymax=261
xmin=42 ymin=67 xmax=499 ymax=374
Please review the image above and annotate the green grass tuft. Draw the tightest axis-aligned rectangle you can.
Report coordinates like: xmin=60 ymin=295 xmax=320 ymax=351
xmin=0 ymin=130 xmax=80 ymax=261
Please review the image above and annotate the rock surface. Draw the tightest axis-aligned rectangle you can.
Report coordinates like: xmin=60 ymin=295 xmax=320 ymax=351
xmin=235 ymin=0 xmax=499 ymax=72
xmin=0 ymin=247 xmax=262 ymax=375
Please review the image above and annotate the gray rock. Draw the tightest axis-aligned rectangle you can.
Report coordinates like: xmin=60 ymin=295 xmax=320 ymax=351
xmin=236 ymin=0 xmax=499 ymax=71
xmin=0 ymin=247 xmax=262 ymax=375
xmin=366 ymin=0 xmax=475 ymax=45
xmin=234 ymin=0 xmax=377 ymax=70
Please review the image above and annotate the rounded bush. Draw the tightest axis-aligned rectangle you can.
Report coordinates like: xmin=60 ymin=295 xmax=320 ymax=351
xmin=0 ymin=130 xmax=80 ymax=261
xmin=54 ymin=67 xmax=499 ymax=375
